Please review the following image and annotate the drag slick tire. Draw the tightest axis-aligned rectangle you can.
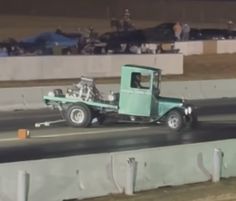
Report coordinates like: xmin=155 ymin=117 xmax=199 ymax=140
xmin=166 ymin=110 xmax=185 ymax=131
xmin=65 ymin=103 xmax=92 ymax=127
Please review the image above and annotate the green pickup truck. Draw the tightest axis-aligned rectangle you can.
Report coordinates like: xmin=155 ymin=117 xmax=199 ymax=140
xmin=42 ymin=64 xmax=197 ymax=131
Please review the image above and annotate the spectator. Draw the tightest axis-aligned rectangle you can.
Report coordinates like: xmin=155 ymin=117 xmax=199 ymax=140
xmin=88 ymin=26 xmax=99 ymax=44
xmin=0 ymin=47 xmax=8 ymax=57
xmin=173 ymin=21 xmax=182 ymax=41
xmin=55 ymin=28 xmax=62 ymax=34
xmin=127 ymin=43 xmax=141 ymax=54
xmin=122 ymin=8 xmax=135 ymax=31
xmin=182 ymin=23 xmax=190 ymax=41
xmin=110 ymin=18 xmax=122 ymax=32
xmin=156 ymin=43 xmax=164 ymax=54
xmin=124 ymin=8 xmax=131 ymax=18
xmin=227 ymin=20 xmax=234 ymax=39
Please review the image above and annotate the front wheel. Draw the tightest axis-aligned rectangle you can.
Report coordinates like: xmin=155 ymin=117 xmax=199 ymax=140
xmin=65 ymin=103 xmax=92 ymax=127
xmin=166 ymin=110 xmax=185 ymax=131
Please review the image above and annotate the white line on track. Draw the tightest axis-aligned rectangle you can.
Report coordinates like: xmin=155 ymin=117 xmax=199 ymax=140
xmin=0 ymin=138 xmax=19 ymax=142
xmin=0 ymin=126 xmax=149 ymax=142
xmin=33 ymin=127 xmax=149 ymax=139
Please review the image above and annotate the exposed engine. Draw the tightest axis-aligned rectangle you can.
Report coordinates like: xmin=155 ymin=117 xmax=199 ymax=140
xmin=65 ymin=77 xmax=101 ymax=101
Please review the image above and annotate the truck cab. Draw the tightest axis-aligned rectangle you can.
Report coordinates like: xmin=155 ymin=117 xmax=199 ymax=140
xmin=118 ymin=65 xmax=184 ymax=121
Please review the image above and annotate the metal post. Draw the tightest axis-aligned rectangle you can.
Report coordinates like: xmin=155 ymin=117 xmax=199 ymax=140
xmin=212 ymin=148 xmax=223 ymax=182
xmin=125 ymin=157 xmax=137 ymax=195
xmin=17 ymin=170 xmax=29 ymax=201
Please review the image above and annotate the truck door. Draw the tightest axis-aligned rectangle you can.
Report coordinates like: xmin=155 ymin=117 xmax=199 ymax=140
xmin=118 ymin=72 xmax=152 ymax=116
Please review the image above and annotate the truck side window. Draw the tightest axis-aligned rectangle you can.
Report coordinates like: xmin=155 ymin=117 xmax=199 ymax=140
xmin=131 ymin=72 xmax=141 ymax=88
xmin=130 ymin=72 xmax=150 ymax=89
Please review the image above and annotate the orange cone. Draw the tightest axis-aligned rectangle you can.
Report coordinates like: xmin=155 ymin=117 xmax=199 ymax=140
xmin=17 ymin=129 xmax=30 ymax=139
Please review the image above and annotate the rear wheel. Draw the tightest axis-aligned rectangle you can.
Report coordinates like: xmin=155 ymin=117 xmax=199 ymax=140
xmin=65 ymin=103 xmax=92 ymax=127
xmin=166 ymin=110 xmax=185 ymax=131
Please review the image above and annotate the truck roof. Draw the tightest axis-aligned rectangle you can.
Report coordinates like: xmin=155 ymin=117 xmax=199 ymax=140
xmin=123 ymin=64 xmax=161 ymax=73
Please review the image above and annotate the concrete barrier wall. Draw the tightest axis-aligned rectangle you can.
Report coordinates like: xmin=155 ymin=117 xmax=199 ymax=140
xmin=175 ymin=41 xmax=203 ymax=55
xmin=0 ymin=86 xmax=52 ymax=111
xmin=0 ymin=54 xmax=183 ymax=81
xmin=0 ymin=79 xmax=236 ymax=111
xmin=161 ymin=79 xmax=236 ymax=100
xmin=0 ymin=139 xmax=236 ymax=201
xmin=217 ymin=40 xmax=236 ymax=54
xmin=175 ymin=40 xmax=236 ymax=55
xmin=1 ymin=38 xmax=236 ymax=83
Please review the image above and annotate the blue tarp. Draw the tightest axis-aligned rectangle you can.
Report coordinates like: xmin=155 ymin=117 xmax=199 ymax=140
xmin=0 ymin=51 xmax=8 ymax=57
xmin=21 ymin=32 xmax=78 ymax=48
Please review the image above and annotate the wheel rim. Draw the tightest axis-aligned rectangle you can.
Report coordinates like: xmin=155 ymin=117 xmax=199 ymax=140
xmin=168 ymin=114 xmax=180 ymax=129
xmin=70 ymin=108 xmax=85 ymax=124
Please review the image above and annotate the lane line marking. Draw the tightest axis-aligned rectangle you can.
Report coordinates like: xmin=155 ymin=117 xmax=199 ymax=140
xmin=33 ymin=127 xmax=150 ymax=139
xmin=0 ymin=138 xmax=19 ymax=142
xmin=0 ymin=126 xmax=150 ymax=142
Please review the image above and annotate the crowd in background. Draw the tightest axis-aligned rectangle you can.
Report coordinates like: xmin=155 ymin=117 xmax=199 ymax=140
xmin=0 ymin=9 xmax=234 ymax=57
xmin=0 ymin=9 xmax=175 ymax=57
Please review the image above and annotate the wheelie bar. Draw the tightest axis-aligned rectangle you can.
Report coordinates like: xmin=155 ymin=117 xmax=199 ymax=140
xmin=34 ymin=119 xmax=66 ymax=128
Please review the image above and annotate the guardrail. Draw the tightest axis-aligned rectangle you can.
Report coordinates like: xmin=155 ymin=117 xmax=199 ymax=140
xmin=0 ymin=139 xmax=235 ymax=201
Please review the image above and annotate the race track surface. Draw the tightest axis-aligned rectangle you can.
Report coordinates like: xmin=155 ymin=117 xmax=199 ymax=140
xmin=0 ymin=98 xmax=236 ymax=163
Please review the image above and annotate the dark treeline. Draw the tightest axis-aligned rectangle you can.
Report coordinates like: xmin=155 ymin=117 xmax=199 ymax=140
xmin=0 ymin=0 xmax=236 ymax=23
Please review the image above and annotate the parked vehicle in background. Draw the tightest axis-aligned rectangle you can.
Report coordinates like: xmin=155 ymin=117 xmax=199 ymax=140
xmin=100 ymin=22 xmax=236 ymax=52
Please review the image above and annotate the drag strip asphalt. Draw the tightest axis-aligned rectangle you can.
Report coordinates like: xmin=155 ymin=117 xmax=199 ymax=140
xmin=0 ymin=98 xmax=235 ymax=163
